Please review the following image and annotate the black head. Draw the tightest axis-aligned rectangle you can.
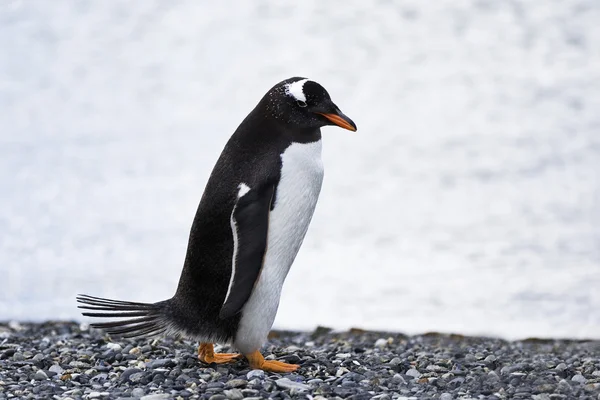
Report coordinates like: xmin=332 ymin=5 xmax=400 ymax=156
xmin=262 ymin=77 xmax=357 ymax=132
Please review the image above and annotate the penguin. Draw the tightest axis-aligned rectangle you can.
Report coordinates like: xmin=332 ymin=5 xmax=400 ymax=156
xmin=77 ymin=77 xmax=357 ymax=372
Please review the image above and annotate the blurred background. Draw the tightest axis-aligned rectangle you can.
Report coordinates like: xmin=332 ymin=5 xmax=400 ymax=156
xmin=0 ymin=1 xmax=599 ymax=340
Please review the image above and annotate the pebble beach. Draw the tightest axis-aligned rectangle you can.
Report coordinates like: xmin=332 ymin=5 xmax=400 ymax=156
xmin=1 ymin=322 xmax=599 ymax=400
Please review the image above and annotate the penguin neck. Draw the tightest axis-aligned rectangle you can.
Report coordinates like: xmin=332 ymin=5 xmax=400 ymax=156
xmin=281 ymin=125 xmax=322 ymax=144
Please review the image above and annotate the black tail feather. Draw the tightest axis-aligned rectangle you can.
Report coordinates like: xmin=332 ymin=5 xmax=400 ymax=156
xmin=77 ymin=294 xmax=169 ymax=339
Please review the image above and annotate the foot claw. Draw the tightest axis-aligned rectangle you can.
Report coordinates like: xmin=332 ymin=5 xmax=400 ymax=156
xmin=260 ymin=359 xmax=300 ymax=373
xmin=198 ymin=343 xmax=241 ymax=365
xmin=245 ymin=350 xmax=300 ymax=372
xmin=202 ymin=353 xmax=242 ymax=364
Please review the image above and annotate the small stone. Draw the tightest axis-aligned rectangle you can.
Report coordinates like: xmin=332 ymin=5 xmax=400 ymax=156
xmin=336 ymin=367 xmax=350 ymax=377
xmin=374 ymin=338 xmax=388 ymax=348
xmin=389 ymin=357 xmax=402 ymax=366
xmin=488 ymin=371 xmax=501 ymax=381
xmin=131 ymin=388 xmax=145 ymax=397
xmin=223 ymin=389 xmax=243 ymax=400
xmin=275 ymin=378 xmax=310 ymax=391
xmin=572 ymin=374 xmax=587 ymax=384
xmin=449 ymin=377 xmax=465 ymax=388
xmin=129 ymin=372 xmax=145 ymax=383
xmin=371 ymin=395 xmax=391 ymax=400
xmin=0 ymin=349 xmax=15 ymax=359
xmin=557 ymin=379 xmax=571 ymax=393
xmin=121 ymin=368 xmax=143 ymax=382
xmin=106 ymin=343 xmax=122 ymax=351
xmin=555 ymin=363 xmax=568 ymax=371
xmin=440 ymin=394 xmax=453 ymax=400
xmin=88 ymin=392 xmax=102 ymax=399
xmin=501 ymin=363 xmax=530 ymax=374
xmin=336 ymin=353 xmax=351 ymax=359
xmin=49 ymin=364 xmax=64 ymax=375
xmin=225 ymin=379 xmax=247 ymax=388
xmin=392 ymin=373 xmax=406 ymax=384
xmin=484 ymin=355 xmax=497 ymax=363
xmin=140 ymin=395 xmax=171 ymax=400
xmin=426 ymin=364 xmax=448 ymax=372
xmin=8 ymin=321 xmax=22 ymax=330
xmin=592 ymin=370 xmax=600 ymax=377
xmin=406 ymin=368 xmax=421 ymax=379
xmin=129 ymin=347 xmax=141 ymax=355
xmin=246 ymin=369 xmax=265 ymax=380
xmin=145 ymin=359 xmax=176 ymax=369
xmin=34 ymin=370 xmax=48 ymax=381
xmin=208 ymin=396 xmax=227 ymax=400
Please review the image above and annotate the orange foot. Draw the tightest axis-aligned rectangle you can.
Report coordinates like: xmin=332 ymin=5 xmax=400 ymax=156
xmin=198 ymin=343 xmax=242 ymax=365
xmin=245 ymin=350 xmax=300 ymax=373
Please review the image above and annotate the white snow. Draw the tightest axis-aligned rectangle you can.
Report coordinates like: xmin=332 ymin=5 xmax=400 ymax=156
xmin=0 ymin=1 xmax=599 ymax=340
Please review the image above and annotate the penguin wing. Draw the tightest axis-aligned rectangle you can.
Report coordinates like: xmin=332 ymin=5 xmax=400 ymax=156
xmin=219 ymin=183 xmax=275 ymax=319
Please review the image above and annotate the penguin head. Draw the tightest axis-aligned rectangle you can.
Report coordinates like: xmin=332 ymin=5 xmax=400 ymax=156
xmin=265 ymin=77 xmax=357 ymax=132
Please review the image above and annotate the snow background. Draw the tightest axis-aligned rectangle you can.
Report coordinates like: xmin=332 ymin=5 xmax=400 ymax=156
xmin=1 ymin=0 xmax=599 ymax=340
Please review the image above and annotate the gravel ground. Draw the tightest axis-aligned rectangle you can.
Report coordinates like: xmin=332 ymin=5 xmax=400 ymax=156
xmin=0 ymin=322 xmax=599 ymax=400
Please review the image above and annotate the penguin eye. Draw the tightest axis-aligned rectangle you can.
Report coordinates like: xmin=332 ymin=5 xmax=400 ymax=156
xmin=296 ymin=100 xmax=307 ymax=108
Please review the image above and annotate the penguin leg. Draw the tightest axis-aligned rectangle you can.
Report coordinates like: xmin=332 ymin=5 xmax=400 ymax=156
xmin=245 ymin=350 xmax=300 ymax=372
xmin=197 ymin=343 xmax=242 ymax=364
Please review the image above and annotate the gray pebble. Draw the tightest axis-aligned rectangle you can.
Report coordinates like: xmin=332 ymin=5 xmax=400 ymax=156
xmin=275 ymin=378 xmax=310 ymax=391
xmin=34 ymin=370 xmax=48 ymax=381
xmin=131 ymin=388 xmax=145 ymax=398
xmin=405 ymin=368 xmax=421 ymax=378
xmin=440 ymin=394 xmax=453 ymax=400
xmin=145 ymin=359 xmax=175 ymax=369
xmin=246 ymin=369 xmax=265 ymax=380
xmin=128 ymin=372 xmax=145 ymax=383
xmin=555 ymin=363 xmax=568 ymax=371
xmin=336 ymin=353 xmax=351 ymax=359
xmin=223 ymin=389 xmax=243 ymax=400
xmin=48 ymin=364 xmax=64 ymax=375
xmin=389 ymin=357 xmax=402 ymax=366
xmin=140 ymin=395 xmax=171 ymax=400
xmin=571 ymin=374 xmax=587 ymax=384
xmin=225 ymin=379 xmax=247 ymax=388
xmin=371 ymin=395 xmax=390 ymax=400
xmin=557 ymin=379 xmax=572 ymax=393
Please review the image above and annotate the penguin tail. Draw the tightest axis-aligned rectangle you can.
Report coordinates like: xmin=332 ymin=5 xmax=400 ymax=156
xmin=76 ymin=294 xmax=172 ymax=339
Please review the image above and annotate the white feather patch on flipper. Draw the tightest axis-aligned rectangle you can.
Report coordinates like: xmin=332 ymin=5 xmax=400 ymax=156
xmin=284 ymin=79 xmax=310 ymax=102
xmin=234 ymin=140 xmax=324 ymax=354
xmin=223 ymin=183 xmax=251 ymax=307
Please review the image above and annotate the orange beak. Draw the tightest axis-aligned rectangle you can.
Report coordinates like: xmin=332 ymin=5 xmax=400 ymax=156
xmin=317 ymin=112 xmax=357 ymax=132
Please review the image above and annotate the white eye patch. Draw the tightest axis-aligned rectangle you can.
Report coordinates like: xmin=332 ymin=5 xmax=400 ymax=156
xmin=284 ymin=78 xmax=309 ymax=102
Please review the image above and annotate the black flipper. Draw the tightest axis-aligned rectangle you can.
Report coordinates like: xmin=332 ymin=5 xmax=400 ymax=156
xmin=76 ymin=294 xmax=169 ymax=338
xmin=219 ymin=184 xmax=274 ymax=319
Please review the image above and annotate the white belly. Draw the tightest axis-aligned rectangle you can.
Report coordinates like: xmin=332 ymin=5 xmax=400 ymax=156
xmin=234 ymin=140 xmax=324 ymax=354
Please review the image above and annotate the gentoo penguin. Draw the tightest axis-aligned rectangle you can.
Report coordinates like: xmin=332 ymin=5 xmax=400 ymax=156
xmin=77 ymin=77 xmax=357 ymax=372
